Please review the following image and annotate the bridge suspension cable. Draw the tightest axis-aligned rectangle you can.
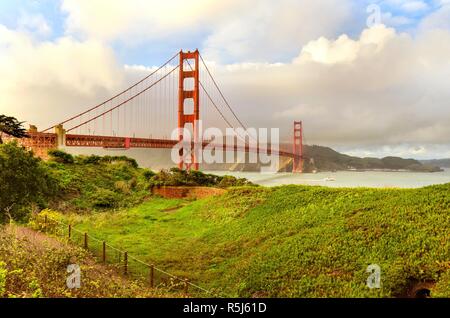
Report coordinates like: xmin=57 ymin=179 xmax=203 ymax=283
xmin=199 ymin=53 xmax=248 ymax=131
xmin=42 ymin=52 xmax=180 ymax=133
xmin=185 ymin=59 xmax=256 ymax=147
xmin=184 ymin=59 xmax=234 ymax=130
xmin=66 ymin=64 xmax=180 ymax=133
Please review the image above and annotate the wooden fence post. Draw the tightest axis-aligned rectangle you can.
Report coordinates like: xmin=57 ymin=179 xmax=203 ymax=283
xmin=68 ymin=224 xmax=71 ymax=239
xmin=102 ymin=242 xmax=106 ymax=263
xmin=184 ymin=279 xmax=189 ymax=296
xmin=84 ymin=233 xmax=88 ymax=249
xmin=124 ymin=252 xmax=128 ymax=275
xmin=150 ymin=265 xmax=154 ymax=288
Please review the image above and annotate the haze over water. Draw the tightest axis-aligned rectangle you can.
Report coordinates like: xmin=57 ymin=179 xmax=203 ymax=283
xmin=209 ymin=169 xmax=450 ymax=188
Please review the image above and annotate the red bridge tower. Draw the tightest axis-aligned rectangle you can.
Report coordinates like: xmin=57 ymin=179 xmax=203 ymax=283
xmin=178 ymin=50 xmax=200 ymax=170
xmin=293 ymin=121 xmax=303 ymax=173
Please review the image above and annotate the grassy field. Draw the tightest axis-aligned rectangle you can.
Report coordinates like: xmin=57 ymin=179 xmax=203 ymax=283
xmin=48 ymin=184 xmax=450 ymax=298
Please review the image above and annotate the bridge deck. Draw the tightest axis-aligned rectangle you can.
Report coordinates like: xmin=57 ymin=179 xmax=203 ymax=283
xmin=9 ymin=133 xmax=298 ymax=159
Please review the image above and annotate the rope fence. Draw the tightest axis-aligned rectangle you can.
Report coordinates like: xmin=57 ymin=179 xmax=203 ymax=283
xmin=35 ymin=214 xmax=213 ymax=297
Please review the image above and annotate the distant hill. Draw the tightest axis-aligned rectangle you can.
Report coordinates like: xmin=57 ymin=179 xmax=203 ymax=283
xmin=299 ymin=145 xmax=443 ymax=173
xmin=421 ymin=159 xmax=450 ymax=168
xmin=204 ymin=144 xmax=443 ymax=173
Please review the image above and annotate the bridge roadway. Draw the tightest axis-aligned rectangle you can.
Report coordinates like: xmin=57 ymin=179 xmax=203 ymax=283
xmin=13 ymin=132 xmax=298 ymax=159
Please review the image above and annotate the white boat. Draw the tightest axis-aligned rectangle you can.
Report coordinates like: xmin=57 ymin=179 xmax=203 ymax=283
xmin=323 ymin=177 xmax=336 ymax=182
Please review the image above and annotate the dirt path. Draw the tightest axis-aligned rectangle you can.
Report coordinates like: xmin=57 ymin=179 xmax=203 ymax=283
xmin=5 ymin=224 xmax=65 ymax=250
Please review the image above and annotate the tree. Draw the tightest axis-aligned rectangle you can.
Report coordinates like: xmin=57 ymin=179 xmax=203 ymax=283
xmin=0 ymin=142 xmax=58 ymax=223
xmin=0 ymin=115 xmax=29 ymax=144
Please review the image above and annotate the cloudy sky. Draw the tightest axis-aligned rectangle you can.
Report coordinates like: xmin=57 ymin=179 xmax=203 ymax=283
xmin=1 ymin=0 xmax=450 ymax=159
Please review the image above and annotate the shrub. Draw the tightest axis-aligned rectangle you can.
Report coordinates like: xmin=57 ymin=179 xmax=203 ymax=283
xmin=0 ymin=142 xmax=58 ymax=223
xmin=48 ymin=150 xmax=74 ymax=164
xmin=100 ymin=156 xmax=138 ymax=168
xmin=147 ymin=168 xmax=254 ymax=188
xmin=114 ymin=181 xmax=131 ymax=194
xmin=142 ymin=169 xmax=156 ymax=180
xmin=0 ymin=262 xmax=6 ymax=297
xmin=90 ymin=189 xmax=120 ymax=208
xmin=75 ymin=155 xmax=101 ymax=165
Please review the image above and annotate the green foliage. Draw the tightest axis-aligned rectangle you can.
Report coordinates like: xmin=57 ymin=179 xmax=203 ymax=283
xmin=63 ymin=183 xmax=450 ymax=298
xmin=0 ymin=115 xmax=29 ymax=143
xmin=99 ymin=155 xmax=139 ymax=168
xmin=75 ymin=155 xmax=101 ymax=165
xmin=2 ymin=142 xmax=252 ymax=216
xmin=0 ymin=262 xmax=6 ymax=297
xmin=217 ymin=175 xmax=253 ymax=188
xmin=73 ymin=155 xmax=138 ymax=167
xmin=142 ymin=169 xmax=156 ymax=180
xmin=90 ymin=189 xmax=120 ymax=208
xmin=148 ymin=168 xmax=254 ymax=188
xmin=48 ymin=150 xmax=74 ymax=164
xmin=43 ymin=155 xmax=149 ymax=212
xmin=0 ymin=142 xmax=58 ymax=223
xmin=28 ymin=209 xmax=64 ymax=233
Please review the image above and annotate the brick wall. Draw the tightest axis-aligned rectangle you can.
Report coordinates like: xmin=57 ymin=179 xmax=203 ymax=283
xmin=152 ymin=186 xmax=226 ymax=199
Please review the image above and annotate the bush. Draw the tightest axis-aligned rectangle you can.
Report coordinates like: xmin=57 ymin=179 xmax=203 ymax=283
xmin=72 ymin=155 xmax=138 ymax=167
xmin=75 ymin=155 xmax=101 ymax=165
xmin=142 ymin=169 xmax=156 ymax=180
xmin=48 ymin=150 xmax=74 ymax=164
xmin=100 ymin=156 xmax=138 ymax=168
xmin=0 ymin=142 xmax=58 ymax=223
xmin=147 ymin=168 xmax=254 ymax=188
xmin=114 ymin=181 xmax=131 ymax=194
xmin=90 ymin=188 xmax=120 ymax=208
xmin=217 ymin=175 xmax=251 ymax=188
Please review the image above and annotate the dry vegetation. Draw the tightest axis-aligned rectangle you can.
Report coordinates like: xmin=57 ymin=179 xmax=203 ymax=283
xmin=0 ymin=225 xmax=181 ymax=298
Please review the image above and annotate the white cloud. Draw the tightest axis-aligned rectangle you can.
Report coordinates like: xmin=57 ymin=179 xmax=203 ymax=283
xmin=17 ymin=12 xmax=52 ymax=37
xmin=202 ymin=0 xmax=353 ymax=62
xmin=203 ymin=25 xmax=450 ymax=154
xmin=419 ymin=2 xmax=450 ymax=30
xmin=0 ymin=25 xmax=123 ymax=129
xmin=383 ymin=0 xmax=429 ymax=12
xmin=381 ymin=12 xmax=414 ymax=27
xmin=61 ymin=0 xmax=245 ymax=43
xmin=61 ymin=0 xmax=353 ymax=62
xmin=293 ymin=26 xmax=396 ymax=64
xmin=401 ymin=1 xmax=429 ymax=12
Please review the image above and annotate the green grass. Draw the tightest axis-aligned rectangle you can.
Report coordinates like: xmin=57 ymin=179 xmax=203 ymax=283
xmin=56 ymin=184 xmax=450 ymax=298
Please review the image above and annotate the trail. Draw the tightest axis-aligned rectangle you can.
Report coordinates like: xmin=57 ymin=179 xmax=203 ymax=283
xmin=5 ymin=224 xmax=64 ymax=250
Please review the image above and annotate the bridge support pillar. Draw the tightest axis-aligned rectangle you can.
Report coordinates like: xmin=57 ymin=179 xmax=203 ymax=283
xmin=293 ymin=121 xmax=303 ymax=173
xmin=178 ymin=50 xmax=200 ymax=171
xmin=55 ymin=124 xmax=66 ymax=149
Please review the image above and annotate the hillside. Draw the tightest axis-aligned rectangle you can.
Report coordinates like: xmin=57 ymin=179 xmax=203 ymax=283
xmin=421 ymin=159 xmax=450 ymax=168
xmin=300 ymin=145 xmax=443 ymax=173
xmin=54 ymin=184 xmax=450 ymax=298
xmin=0 ymin=225 xmax=181 ymax=298
xmin=204 ymin=144 xmax=442 ymax=173
xmin=43 ymin=152 xmax=252 ymax=214
xmin=2 ymin=145 xmax=448 ymax=298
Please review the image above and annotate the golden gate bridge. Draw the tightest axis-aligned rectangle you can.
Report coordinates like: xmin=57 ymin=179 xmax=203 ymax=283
xmin=13 ymin=50 xmax=304 ymax=173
